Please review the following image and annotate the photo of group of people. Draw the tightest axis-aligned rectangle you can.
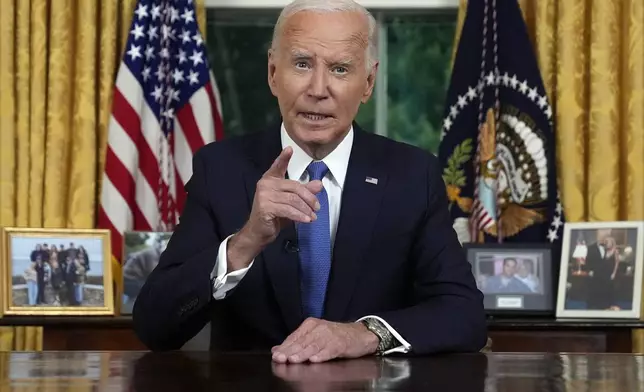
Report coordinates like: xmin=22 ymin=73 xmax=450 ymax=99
xmin=1 ymin=228 xmax=114 ymax=315
xmin=464 ymin=244 xmax=553 ymax=313
xmin=11 ymin=237 xmax=104 ymax=308
xmin=557 ymin=222 xmax=644 ymax=319
xmin=563 ymin=227 xmax=637 ymax=311
xmin=475 ymin=255 xmax=542 ymax=295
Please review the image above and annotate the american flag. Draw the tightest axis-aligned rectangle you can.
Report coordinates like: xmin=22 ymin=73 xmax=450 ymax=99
xmin=98 ymin=0 xmax=224 ymax=263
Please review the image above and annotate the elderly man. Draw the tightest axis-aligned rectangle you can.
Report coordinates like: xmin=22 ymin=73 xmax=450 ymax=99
xmin=133 ymin=0 xmax=486 ymax=362
xmin=122 ymin=236 xmax=169 ymax=313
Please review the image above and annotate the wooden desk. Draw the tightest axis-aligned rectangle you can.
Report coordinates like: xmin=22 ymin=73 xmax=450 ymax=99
xmin=0 ymin=317 xmax=146 ymax=351
xmin=487 ymin=318 xmax=644 ymax=353
xmin=1 ymin=317 xmax=643 ymax=352
xmin=1 ymin=351 xmax=643 ymax=391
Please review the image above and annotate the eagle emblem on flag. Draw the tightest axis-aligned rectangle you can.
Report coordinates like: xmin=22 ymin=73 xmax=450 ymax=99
xmin=438 ymin=0 xmax=565 ymax=252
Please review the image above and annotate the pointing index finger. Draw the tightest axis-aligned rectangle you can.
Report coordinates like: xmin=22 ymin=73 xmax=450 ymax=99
xmin=264 ymin=146 xmax=293 ymax=179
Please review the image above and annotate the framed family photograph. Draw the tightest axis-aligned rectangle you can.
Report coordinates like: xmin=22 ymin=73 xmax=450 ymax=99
xmin=556 ymin=221 xmax=644 ymax=319
xmin=463 ymin=243 xmax=554 ymax=315
xmin=120 ymin=231 xmax=171 ymax=314
xmin=1 ymin=227 xmax=115 ymax=316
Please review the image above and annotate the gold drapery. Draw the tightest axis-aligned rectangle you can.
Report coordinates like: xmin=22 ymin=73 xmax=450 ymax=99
xmin=455 ymin=0 xmax=644 ymax=351
xmin=0 ymin=0 xmax=207 ymax=351
xmin=518 ymin=0 xmax=644 ymax=223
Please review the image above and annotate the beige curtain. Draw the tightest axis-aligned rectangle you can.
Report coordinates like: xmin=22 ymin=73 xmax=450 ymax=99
xmin=0 ymin=0 xmax=206 ymax=351
xmin=455 ymin=0 xmax=644 ymax=351
xmin=519 ymin=0 xmax=644 ymax=223
xmin=520 ymin=0 xmax=644 ymax=353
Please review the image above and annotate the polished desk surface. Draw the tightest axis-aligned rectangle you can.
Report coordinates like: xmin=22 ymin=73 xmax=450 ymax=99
xmin=1 ymin=351 xmax=643 ymax=391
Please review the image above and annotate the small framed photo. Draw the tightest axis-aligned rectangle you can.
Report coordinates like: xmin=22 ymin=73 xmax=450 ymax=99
xmin=556 ymin=221 xmax=644 ymax=319
xmin=120 ymin=231 xmax=171 ymax=314
xmin=463 ymin=243 xmax=554 ymax=315
xmin=1 ymin=227 xmax=114 ymax=316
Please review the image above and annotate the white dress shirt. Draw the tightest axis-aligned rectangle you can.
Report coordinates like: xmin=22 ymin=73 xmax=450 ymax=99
xmin=209 ymin=124 xmax=411 ymax=355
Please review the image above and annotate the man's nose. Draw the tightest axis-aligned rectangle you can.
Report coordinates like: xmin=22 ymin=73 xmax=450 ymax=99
xmin=307 ymin=67 xmax=329 ymax=99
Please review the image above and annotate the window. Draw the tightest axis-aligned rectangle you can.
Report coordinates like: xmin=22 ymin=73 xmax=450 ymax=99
xmin=205 ymin=8 xmax=457 ymax=154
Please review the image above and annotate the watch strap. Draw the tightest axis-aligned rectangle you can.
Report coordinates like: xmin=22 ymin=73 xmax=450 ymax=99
xmin=360 ymin=318 xmax=396 ymax=354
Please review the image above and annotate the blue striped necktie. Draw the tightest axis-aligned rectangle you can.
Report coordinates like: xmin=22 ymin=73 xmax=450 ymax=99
xmin=297 ymin=161 xmax=331 ymax=318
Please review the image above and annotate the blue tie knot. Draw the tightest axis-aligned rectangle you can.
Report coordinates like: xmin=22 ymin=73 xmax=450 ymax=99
xmin=307 ymin=161 xmax=329 ymax=181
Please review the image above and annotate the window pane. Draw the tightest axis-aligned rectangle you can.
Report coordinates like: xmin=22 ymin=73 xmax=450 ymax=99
xmin=385 ymin=13 xmax=457 ymax=154
xmin=205 ymin=10 xmax=279 ymax=138
xmin=355 ymin=89 xmax=376 ymax=134
xmin=205 ymin=10 xmax=375 ymax=138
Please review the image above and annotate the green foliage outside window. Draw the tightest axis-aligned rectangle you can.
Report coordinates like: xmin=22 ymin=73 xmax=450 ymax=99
xmin=385 ymin=15 xmax=456 ymax=154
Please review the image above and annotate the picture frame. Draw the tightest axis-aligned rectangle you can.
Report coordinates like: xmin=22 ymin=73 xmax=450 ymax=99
xmin=1 ymin=227 xmax=115 ymax=316
xmin=463 ymin=243 xmax=554 ymax=316
xmin=120 ymin=231 xmax=171 ymax=315
xmin=556 ymin=221 xmax=644 ymax=319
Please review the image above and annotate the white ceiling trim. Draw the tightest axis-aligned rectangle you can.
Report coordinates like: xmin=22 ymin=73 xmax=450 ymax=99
xmin=204 ymin=0 xmax=459 ymax=9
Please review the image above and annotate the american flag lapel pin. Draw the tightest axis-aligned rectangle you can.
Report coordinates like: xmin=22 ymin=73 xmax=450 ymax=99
xmin=365 ymin=176 xmax=378 ymax=185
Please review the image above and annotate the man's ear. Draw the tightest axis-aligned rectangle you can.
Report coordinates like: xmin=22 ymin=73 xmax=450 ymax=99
xmin=268 ymin=49 xmax=278 ymax=97
xmin=361 ymin=61 xmax=379 ymax=104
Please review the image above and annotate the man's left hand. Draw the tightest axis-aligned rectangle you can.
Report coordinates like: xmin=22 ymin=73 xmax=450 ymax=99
xmin=272 ymin=318 xmax=380 ymax=363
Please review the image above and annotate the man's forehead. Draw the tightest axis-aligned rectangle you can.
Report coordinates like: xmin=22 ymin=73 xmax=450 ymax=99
xmin=280 ymin=11 xmax=368 ymax=51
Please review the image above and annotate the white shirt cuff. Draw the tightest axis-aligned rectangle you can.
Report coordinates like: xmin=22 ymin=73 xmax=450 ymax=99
xmin=210 ymin=234 xmax=254 ymax=300
xmin=357 ymin=315 xmax=412 ymax=355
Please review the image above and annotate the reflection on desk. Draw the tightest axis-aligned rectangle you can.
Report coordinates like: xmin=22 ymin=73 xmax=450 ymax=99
xmin=0 ymin=351 xmax=643 ymax=391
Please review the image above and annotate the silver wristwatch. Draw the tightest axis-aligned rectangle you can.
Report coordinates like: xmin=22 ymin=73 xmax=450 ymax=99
xmin=360 ymin=318 xmax=395 ymax=355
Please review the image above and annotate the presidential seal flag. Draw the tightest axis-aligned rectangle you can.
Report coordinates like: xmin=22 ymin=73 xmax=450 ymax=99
xmin=438 ymin=0 xmax=564 ymax=254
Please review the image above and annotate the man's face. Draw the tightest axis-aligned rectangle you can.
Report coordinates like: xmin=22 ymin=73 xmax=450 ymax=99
xmin=517 ymin=263 xmax=529 ymax=278
xmin=268 ymin=10 xmax=377 ymax=149
xmin=503 ymin=260 xmax=517 ymax=276
xmin=597 ymin=229 xmax=612 ymax=242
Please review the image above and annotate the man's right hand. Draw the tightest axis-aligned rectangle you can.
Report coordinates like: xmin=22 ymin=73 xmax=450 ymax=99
xmin=226 ymin=147 xmax=323 ymax=272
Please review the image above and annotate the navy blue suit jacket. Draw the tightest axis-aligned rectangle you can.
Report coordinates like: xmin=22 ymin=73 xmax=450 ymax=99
xmin=132 ymin=123 xmax=487 ymax=354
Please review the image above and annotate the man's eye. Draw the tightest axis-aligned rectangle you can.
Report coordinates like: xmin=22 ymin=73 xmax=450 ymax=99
xmin=333 ymin=66 xmax=348 ymax=74
xmin=295 ymin=61 xmax=309 ymax=69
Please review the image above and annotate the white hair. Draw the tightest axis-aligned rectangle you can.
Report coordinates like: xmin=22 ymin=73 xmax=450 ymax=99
xmin=270 ymin=0 xmax=378 ymax=68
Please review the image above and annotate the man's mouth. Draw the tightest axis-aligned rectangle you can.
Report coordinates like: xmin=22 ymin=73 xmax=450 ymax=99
xmin=300 ymin=112 xmax=333 ymax=121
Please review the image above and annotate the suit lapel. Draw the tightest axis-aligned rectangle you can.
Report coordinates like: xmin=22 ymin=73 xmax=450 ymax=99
xmin=324 ymin=128 xmax=388 ymax=321
xmin=243 ymin=124 xmax=303 ymax=332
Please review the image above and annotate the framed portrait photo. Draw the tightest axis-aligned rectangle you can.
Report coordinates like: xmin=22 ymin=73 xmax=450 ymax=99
xmin=463 ymin=243 xmax=554 ymax=315
xmin=1 ymin=227 xmax=114 ymax=316
xmin=556 ymin=221 xmax=644 ymax=319
xmin=120 ymin=231 xmax=171 ymax=314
